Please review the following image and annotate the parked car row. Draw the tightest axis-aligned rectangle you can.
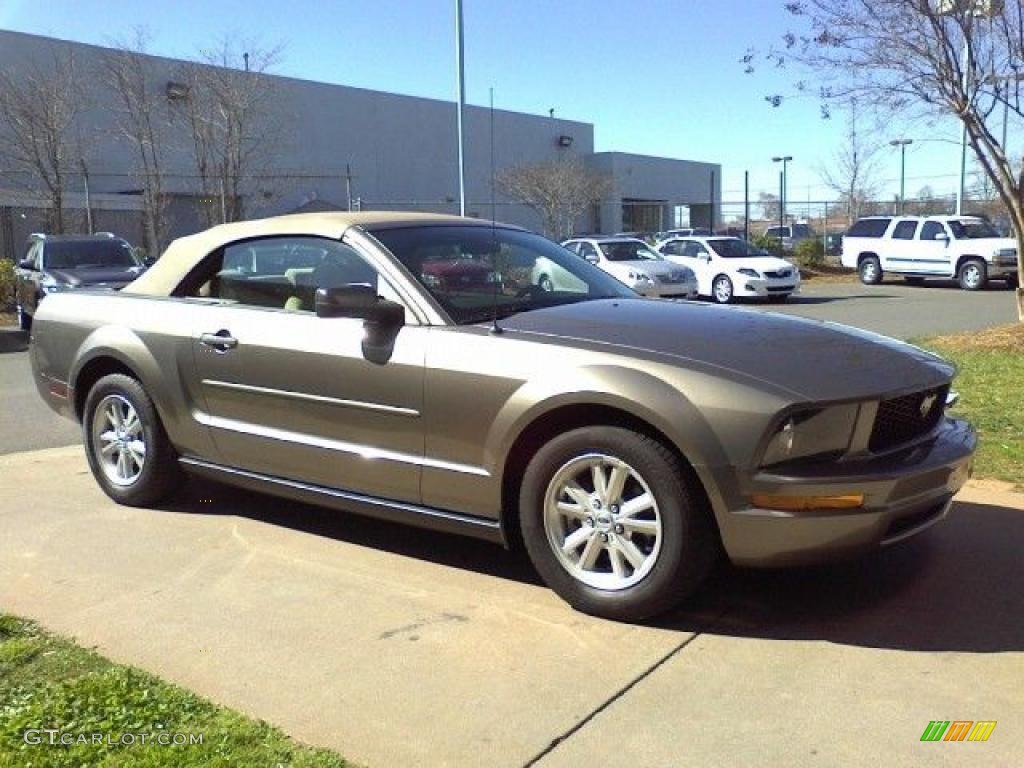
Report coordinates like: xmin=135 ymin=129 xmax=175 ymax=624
xmin=841 ymin=214 xmax=1019 ymax=290
xmin=563 ymin=235 xmax=799 ymax=303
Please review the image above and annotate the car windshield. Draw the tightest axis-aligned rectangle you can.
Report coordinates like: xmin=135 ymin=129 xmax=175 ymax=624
xmin=45 ymin=240 xmax=138 ymax=269
xmin=598 ymin=240 xmax=662 ymax=261
xmin=370 ymin=225 xmax=636 ymax=325
xmin=948 ymin=219 xmax=999 ymax=239
xmin=707 ymin=238 xmax=770 ymax=259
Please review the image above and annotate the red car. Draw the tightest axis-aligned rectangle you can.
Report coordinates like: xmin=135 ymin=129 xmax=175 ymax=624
xmin=420 ymin=257 xmax=498 ymax=292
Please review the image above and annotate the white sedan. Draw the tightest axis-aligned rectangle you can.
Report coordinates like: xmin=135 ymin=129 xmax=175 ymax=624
xmin=656 ymin=236 xmax=800 ymax=303
xmin=562 ymin=237 xmax=697 ymax=298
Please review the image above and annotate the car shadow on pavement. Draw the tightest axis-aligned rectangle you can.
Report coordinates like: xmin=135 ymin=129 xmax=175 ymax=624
xmin=659 ymin=500 xmax=1024 ymax=653
xmin=169 ymin=480 xmax=1022 ymax=653
xmin=775 ymin=293 xmax=901 ymax=305
xmin=0 ymin=327 xmax=28 ymax=354
xmin=169 ymin=477 xmax=544 ymax=586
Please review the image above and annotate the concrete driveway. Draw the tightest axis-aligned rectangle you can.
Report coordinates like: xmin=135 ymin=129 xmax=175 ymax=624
xmin=2 ymin=446 xmax=1021 ymax=767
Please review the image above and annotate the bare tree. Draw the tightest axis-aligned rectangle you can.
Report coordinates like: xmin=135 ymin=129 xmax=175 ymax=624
xmin=0 ymin=49 xmax=85 ymax=233
xmin=758 ymin=191 xmax=780 ymax=222
xmin=102 ymin=30 xmax=171 ymax=255
xmin=818 ymin=101 xmax=881 ymax=224
xmin=174 ymin=41 xmax=283 ymax=226
xmin=497 ymin=160 xmax=612 ymax=239
xmin=747 ymin=0 xmax=1024 ymax=317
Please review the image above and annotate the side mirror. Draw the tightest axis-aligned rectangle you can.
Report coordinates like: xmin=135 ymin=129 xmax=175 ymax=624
xmin=143 ymin=256 xmax=157 ymax=267
xmin=315 ymin=285 xmax=405 ymax=360
xmin=584 ymin=254 xmax=599 ymax=264
xmin=934 ymin=232 xmax=949 ymax=243
xmin=18 ymin=259 xmax=34 ymax=270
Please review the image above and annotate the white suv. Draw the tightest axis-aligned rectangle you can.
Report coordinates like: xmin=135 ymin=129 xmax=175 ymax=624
xmin=841 ymin=215 xmax=1020 ymax=290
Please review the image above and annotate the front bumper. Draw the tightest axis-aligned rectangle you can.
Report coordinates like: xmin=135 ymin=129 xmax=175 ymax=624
xmin=716 ymin=417 xmax=976 ymax=567
xmin=637 ymin=281 xmax=698 ymax=299
xmin=735 ymin=277 xmax=801 ymax=297
xmin=989 ymin=258 xmax=1018 ymax=278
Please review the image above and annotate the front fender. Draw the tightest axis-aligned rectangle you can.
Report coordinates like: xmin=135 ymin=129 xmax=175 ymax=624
xmin=485 ymin=363 xmax=730 ymax=480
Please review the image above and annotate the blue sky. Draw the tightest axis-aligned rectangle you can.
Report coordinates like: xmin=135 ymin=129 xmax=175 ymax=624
xmin=1 ymin=0 xmax=975 ymax=207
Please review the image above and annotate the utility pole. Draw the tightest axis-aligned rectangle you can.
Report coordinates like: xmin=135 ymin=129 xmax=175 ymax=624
xmin=890 ymin=139 xmax=913 ymax=214
xmin=709 ymin=170 xmax=715 ymax=232
xmin=345 ymin=163 xmax=353 ymax=211
xmin=773 ymin=155 xmax=792 ymax=227
xmin=80 ymin=159 xmax=93 ymax=234
xmin=743 ymin=170 xmax=749 ymax=241
xmin=454 ymin=0 xmax=467 ymax=216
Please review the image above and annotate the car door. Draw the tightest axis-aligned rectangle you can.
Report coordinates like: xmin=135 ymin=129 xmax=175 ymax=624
xmin=186 ymin=234 xmax=426 ymax=504
xmin=16 ymin=241 xmax=43 ymax=314
xmin=885 ymin=219 xmax=921 ymax=272
xmin=678 ymin=239 xmax=712 ymax=294
xmin=917 ymin=221 xmax=954 ymax=275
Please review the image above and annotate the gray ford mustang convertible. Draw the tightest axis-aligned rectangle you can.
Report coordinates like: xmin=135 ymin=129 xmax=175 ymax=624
xmin=30 ymin=212 xmax=976 ymax=620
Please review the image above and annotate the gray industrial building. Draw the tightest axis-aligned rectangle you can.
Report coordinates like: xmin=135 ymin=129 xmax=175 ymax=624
xmin=0 ymin=28 xmax=721 ymax=252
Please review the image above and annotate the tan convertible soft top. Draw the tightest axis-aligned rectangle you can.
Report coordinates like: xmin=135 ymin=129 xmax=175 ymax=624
xmin=127 ymin=211 xmax=482 ymax=296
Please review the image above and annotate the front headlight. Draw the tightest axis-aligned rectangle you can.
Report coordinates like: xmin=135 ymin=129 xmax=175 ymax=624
xmin=738 ymin=268 xmax=760 ymax=278
xmin=760 ymin=404 xmax=860 ymax=467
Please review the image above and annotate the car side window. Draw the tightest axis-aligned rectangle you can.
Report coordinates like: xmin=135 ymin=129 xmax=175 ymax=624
xmin=919 ymin=222 xmax=946 ymax=241
xmin=891 ymin=221 xmax=918 ymax=240
xmin=681 ymin=241 xmax=706 ymax=258
xmin=185 ymin=236 xmax=399 ymax=314
xmin=578 ymin=242 xmax=600 ymax=262
xmin=661 ymin=241 xmax=684 ymax=257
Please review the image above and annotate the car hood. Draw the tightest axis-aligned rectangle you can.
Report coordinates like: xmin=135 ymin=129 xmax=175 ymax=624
xmin=719 ymin=256 xmax=796 ymax=274
xmin=47 ymin=265 xmax=145 ymax=287
xmin=498 ymin=299 xmax=953 ymax=401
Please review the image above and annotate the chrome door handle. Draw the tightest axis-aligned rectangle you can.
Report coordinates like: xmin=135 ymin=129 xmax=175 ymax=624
xmin=199 ymin=331 xmax=238 ymax=351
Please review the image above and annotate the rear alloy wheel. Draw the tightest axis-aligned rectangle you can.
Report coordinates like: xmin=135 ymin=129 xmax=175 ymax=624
xmin=859 ymin=256 xmax=882 ymax=285
xmin=519 ymin=426 xmax=716 ymax=621
xmin=83 ymin=373 xmax=182 ymax=507
xmin=712 ymin=274 xmax=734 ymax=304
xmin=16 ymin=304 xmax=31 ymax=332
xmin=958 ymin=259 xmax=987 ymax=291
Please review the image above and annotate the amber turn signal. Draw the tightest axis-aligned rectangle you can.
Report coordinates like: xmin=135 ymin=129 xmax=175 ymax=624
xmin=752 ymin=493 xmax=865 ymax=511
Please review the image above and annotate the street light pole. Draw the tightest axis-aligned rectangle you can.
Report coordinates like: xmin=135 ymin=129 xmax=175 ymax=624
xmin=890 ymin=139 xmax=913 ymax=214
xmin=772 ymin=155 xmax=792 ymax=227
xmin=455 ymin=0 xmax=467 ymax=217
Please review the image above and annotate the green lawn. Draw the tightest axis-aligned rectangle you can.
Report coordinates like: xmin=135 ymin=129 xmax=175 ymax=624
xmin=922 ymin=325 xmax=1024 ymax=490
xmin=0 ymin=615 xmax=353 ymax=768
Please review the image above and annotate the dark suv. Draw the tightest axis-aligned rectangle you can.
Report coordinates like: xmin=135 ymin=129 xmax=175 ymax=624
xmin=14 ymin=233 xmax=145 ymax=330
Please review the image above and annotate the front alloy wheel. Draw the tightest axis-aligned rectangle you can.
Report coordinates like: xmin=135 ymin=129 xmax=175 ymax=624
xmin=543 ymin=454 xmax=662 ymax=590
xmin=958 ymin=259 xmax=986 ymax=291
xmin=712 ymin=275 xmax=734 ymax=304
xmin=519 ymin=426 xmax=717 ymax=621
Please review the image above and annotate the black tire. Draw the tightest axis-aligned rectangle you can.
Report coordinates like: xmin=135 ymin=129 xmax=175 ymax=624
xmin=1006 ymin=275 xmax=1019 ymax=290
xmin=82 ymin=373 xmax=182 ymax=507
xmin=858 ymin=256 xmax=882 ymax=285
xmin=957 ymin=258 xmax=987 ymax=291
xmin=538 ymin=274 xmax=554 ymax=292
xmin=519 ymin=426 xmax=717 ymax=621
xmin=16 ymin=304 xmax=31 ymax=332
xmin=711 ymin=274 xmax=734 ymax=304
xmin=904 ymin=276 xmax=925 ymax=286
